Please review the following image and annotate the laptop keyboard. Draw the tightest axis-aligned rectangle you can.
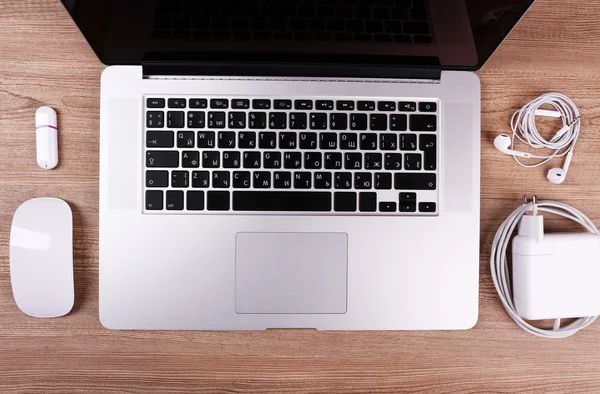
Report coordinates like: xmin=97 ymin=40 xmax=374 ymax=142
xmin=152 ymin=0 xmax=433 ymax=44
xmin=144 ymin=96 xmax=439 ymax=215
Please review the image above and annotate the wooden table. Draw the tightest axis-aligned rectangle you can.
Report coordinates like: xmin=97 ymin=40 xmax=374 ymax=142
xmin=2 ymin=0 xmax=600 ymax=392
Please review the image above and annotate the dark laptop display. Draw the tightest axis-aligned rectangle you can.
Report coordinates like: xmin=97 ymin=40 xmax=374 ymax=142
xmin=62 ymin=0 xmax=534 ymax=71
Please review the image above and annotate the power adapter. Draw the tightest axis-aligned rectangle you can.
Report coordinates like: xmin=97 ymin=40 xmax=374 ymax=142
xmin=512 ymin=213 xmax=600 ymax=320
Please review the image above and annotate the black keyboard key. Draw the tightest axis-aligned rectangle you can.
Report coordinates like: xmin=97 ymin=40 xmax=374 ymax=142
xmin=252 ymin=99 xmax=271 ymax=109
xmin=419 ymin=102 xmax=437 ymax=112
xmin=182 ymin=151 xmax=200 ymax=168
xmin=218 ymin=132 xmax=236 ymax=148
xmin=146 ymin=170 xmax=169 ymax=188
xmin=146 ymin=190 xmax=163 ymax=210
xmin=399 ymin=192 xmax=417 ymax=212
xmin=410 ymin=114 xmax=437 ymax=131
xmin=233 ymin=171 xmax=251 ymax=188
xmin=350 ymin=113 xmax=368 ymax=130
xmin=359 ymin=192 xmax=377 ymax=212
xmin=202 ymin=151 xmax=220 ymax=168
xmin=354 ymin=173 xmax=372 ymax=189
xmin=420 ymin=134 xmax=437 ymax=170
xmin=379 ymin=201 xmax=397 ymax=212
xmin=304 ymin=152 xmax=322 ymax=169
xmin=310 ymin=113 xmax=328 ymax=130
xmin=385 ymin=153 xmax=402 ymax=170
xmin=243 ymin=151 xmax=261 ymax=168
xmin=360 ymin=133 xmax=378 ymax=150
xmin=249 ymin=112 xmax=267 ymax=129
xmin=336 ymin=101 xmax=355 ymax=111
xmin=192 ymin=171 xmax=210 ymax=188
xmin=316 ymin=100 xmax=334 ymax=110
xmin=299 ymin=132 xmax=318 ymax=149
xmin=279 ymin=132 xmax=297 ymax=149
xmin=390 ymin=114 xmax=407 ymax=131
xmin=335 ymin=172 xmax=352 ymax=189
xmin=283 ymin=152 xmax=302 ymax=169
xmin=232 ymin=99 xmax=250 ymax=109
xmin=228 ymin=112 xmax=246 ymax=129
xmin=330 ymin=113 xmax=348 ymax=130
xmin=167 ymin=111 xmax=184 ymax=128
xmin=419 ymin=202 xmax=436 ymax=213
xmin=146 ymin=131 xmax=174 ymax=148
xmin=384 ymin=20 xmax=403 ymax=33
xmin=340 ymin=133 xmax=358 ymax=150
xmin=239 ymin=132 xmax=256 ymax=149
xmin=295 ymin=100 xmax=313 ymax=110
xmin=334 ymin=192 xmax=357 ymax=212
xmin=314 ymin=172 xmax=332 ymax=189
xmin=223 ymin=151 xmax=241 ymax=168
xmin=146 ymin=151 xmax=179 ymax=168
xmin=378 ymin=101 xmax=396 ymax=111
xmin=233 ymin=191 xmax=331 ymax=211
xmin=370 ymin=114 xmax=387 ymax=131
xmin=269 ymin=112 xmax=287 ymax=129
xmin=274 ymin=99 xmax=292 ymax=110
xmin=189 ymin=99 xmax=208 ymax=109
xmin=197 ymin=131 xmax=215 ymax=148
xmin=320 ymin=132 xmax=337 ymax=149
xmin=171 ymin=171 xmax=189 ymax=188
xmin=166 ymin=190 xmax=184 ymax=210
xmin=325 ymin=152 xmax=343 ymax=170
xmin=253 ymin=172 xmax=271 ymax=188
xmin=358 ymin=101 xmax=376 ymax=111
xmin=398 ymin=101 xmax=417 ymax=112
xmin=259 ymin=132 xmax=277 ymax=149
xmin=391 ymin=7 xmax=409 ymax=20
xmin=404 ymin=21 xmax=429 ymax=35
xmin=294 ymin=172 xmax=312 ymax=189
xmin=147 ymin=98 xmax=165 ymax=108
xmin=364 ymin=153 xmax=383 ymax=170
xmin=395 ymin=173 xmax=436 ymax=190
xmin=187 ymin=191 xmax=204 ymax=211
xmin=187 ymin=111 xmax=206 ymax=129
xmin=290 ymin=113 xmax=308 ymax=129
xmin=345 ymin=153 xmax=362 ymax=169
xmin=168 ymin=98 xmax=186 ymax=108
xmin=394 ymin=34 xmax=412 ymax=43
xmin=375 ymin=173 xmax=392 ymax=189
xmin=177 ymin=131 xmax=195 ymax=148
xmin=380 ymin=133 xmax=398 ymax=150
xmin=404 ymin=153 xmax=422 ymax=170
xmin=146 ymin=111 xmax=164 ymax=128
xmin=208 ymin=112 xmax=226 ymax=129
xmin=263 ymin=152 xmax=282 ymax=169
xmin=400 ymin=134 xmax=418 ymax=151
xmin=207 ymin=191 xmax=230 ymax=211
xmin=273 ymin=172 xmax=292 ymax=189
xmin=210 ymin=99 xmax=229 ymax=109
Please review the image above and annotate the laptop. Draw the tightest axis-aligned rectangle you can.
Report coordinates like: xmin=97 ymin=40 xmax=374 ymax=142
xmin=62 ymin=0 xmax=534 ymax=330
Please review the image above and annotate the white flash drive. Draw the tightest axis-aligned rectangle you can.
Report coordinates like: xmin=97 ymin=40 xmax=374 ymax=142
xmin=35 ymin=106 xmax=58 ymax=169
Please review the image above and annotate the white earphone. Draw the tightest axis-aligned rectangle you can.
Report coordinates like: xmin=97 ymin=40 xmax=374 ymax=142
xmin=493 ymin=93 xmax=581 ymax=185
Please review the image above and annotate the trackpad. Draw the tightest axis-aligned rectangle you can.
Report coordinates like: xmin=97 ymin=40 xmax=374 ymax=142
xmin=235 ymin=232 xmax=348 ymax=314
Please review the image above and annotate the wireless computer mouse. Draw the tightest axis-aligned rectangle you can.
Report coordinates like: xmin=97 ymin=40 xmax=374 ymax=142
xmin=10 ymin=198 xmax=74 ymax=318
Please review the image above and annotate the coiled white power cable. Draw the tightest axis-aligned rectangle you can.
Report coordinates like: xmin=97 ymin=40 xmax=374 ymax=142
xmin=510 ymin=92 xmax=581 ymax=167
xmin=491 ymin=197 xmax=599 ymax=338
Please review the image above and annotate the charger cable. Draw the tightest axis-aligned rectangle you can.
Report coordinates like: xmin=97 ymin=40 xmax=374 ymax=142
xmin=510 ymin=92 xmax=581 ymax=167
xmin=490 ymin=196 xmax=599 ymax=338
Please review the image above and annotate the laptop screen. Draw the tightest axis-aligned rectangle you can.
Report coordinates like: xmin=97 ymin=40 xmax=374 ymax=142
xmin=62 ymin=0 xmax=534 ymax=71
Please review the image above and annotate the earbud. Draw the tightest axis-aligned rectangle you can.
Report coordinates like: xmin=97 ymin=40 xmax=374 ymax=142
xmin=493 ymin=134 xmax=532 ymax=158
xmin=547 ymin=151 xmax=573 ymax=185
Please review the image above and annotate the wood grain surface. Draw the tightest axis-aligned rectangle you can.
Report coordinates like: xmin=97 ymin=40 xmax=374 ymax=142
xmin=2 ymin=0 xmax=600 ymax=392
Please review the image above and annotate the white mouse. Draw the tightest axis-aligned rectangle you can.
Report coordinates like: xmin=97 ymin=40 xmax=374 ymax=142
xmin=10 ymin=198 xmax=74 ymax=317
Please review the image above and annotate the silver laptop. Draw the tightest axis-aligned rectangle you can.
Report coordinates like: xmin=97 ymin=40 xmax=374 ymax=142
xmin=62 ymin=0 xmax=533 ymax=330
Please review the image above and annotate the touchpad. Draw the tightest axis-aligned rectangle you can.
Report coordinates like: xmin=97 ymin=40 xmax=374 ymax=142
xmin=235 ymin=232 xmax=348 ymax=314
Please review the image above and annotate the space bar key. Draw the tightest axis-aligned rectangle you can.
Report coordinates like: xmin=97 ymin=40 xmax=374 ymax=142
xmin=233 ymin=191 xmax=332 ymax=212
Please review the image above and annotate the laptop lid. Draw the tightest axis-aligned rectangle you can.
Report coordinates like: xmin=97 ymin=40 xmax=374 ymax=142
xmin=62 ymin=0 xmax=534 ymax=74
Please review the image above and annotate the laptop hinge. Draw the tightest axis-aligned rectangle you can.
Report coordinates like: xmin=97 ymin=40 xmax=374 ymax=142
xmin=142 ymin=62 xmax=441 ymax=81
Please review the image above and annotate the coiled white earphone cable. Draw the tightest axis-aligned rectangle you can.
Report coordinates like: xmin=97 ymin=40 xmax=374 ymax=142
xmin=491 ymin=197 xmax=598 ymax=338
xmin=510 ymin=92 xmax=580 ymax=167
